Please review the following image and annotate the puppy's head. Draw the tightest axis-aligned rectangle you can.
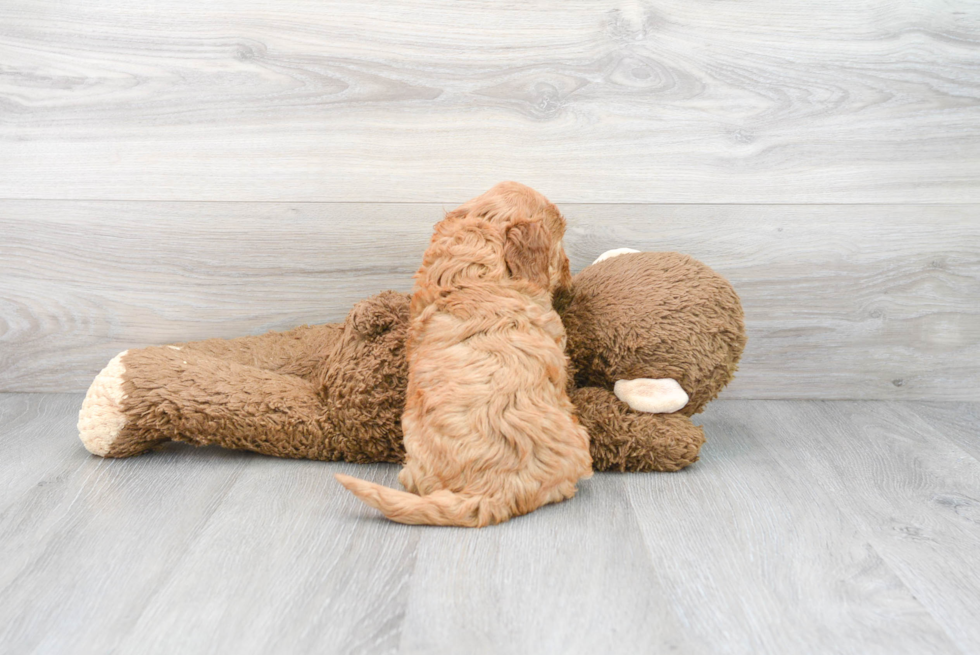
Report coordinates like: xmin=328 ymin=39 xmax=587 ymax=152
xmin=417 ymin=215 xmax=552 ymax=293
xmin=443 ymin=182 xmax=571 ymax=296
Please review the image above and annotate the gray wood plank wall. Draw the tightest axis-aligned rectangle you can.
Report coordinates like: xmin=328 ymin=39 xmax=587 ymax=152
xmin=1 ymin=1 xmax=978 ymax=398
xmin=2 ymin=201 xmax=977 ymax=398
xmin=2 ymin=1 xmax=979 ymax=202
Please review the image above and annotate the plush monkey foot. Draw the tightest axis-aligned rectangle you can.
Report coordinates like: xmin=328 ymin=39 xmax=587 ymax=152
xmin=614 ymin=378 xmax=689 ymax=414
xmin=78 ymin=350 xmax=131 ymax=456
xmin=78 ymin=350 xmax=166 ymax=457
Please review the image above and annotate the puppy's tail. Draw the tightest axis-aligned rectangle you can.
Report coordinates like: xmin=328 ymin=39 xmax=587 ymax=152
xmin=335 ymin=473 xmax=490 ymax=527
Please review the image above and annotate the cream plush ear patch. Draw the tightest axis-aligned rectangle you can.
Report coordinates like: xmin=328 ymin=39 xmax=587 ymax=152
xmin=614 ymin=378 xmax=689 ymax=414
xmin=592 ymin=247 xmax=640 ymax=265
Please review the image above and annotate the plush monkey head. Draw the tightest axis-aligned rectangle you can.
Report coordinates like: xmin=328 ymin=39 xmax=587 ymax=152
xmin=558 ymin=250 xmax=746 ymax=417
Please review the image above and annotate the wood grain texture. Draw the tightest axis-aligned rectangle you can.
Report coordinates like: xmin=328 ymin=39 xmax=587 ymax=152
xmin=628 ymin=401 xmax=965 ymax=654
xmin=0 ymin=393 xmax=82 ymax=512
xmin=905 ymin=401 xmax=980 ymax=461
xmin=108 ymin=464 xmax=420 ymax=655
xmin=397 ymin=474 xmax=692 ymax=653
xmin=2 ymin=200 xmax=977 ymax=399
xmin=2 ymin=394 xmax=978 ymax=653
xmin=740 ymin=401 xmax=980 ymax=654
xmin=1 ymin=1 xmax=979 ymax=202
xmin=0 ymin=395 xmax=416 ymax=654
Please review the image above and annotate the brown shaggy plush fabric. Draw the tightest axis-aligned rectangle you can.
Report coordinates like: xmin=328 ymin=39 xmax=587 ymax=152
xmin=97 ymin=292 xmax=410 ymax=463
xmin=78 ymin=193 xmax=745 ymax=474
xmin=571 ymin=387 xmax=705 ymax=472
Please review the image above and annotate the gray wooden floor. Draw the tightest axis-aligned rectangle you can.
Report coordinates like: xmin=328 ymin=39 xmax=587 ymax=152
xmin=1 ymin=395 xmax=978 ymax=654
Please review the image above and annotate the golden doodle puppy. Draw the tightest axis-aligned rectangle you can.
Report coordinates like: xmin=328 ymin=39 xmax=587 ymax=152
xmin=336 ymin=182 xmax=592 ymax=527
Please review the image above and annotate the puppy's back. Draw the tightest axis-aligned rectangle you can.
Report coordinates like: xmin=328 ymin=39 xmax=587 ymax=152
xmin=338 ymin=202 xmax=590 ymax=527
xmin=356 ymin=294 xmax=591 ymax=527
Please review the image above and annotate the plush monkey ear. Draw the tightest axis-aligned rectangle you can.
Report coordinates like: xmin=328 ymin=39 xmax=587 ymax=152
xmin=614 ymin=378 xmax=689 ymax=413
xmin=503 ymin=220 xmax=551 ymax=288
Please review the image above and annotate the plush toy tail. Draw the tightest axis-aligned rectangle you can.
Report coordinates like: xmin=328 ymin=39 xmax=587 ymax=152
xmin=335 ymin=473 xmax=490 ymax=527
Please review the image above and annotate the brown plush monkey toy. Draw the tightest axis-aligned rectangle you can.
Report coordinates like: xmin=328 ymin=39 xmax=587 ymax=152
xmin=78 ymin=249 xmax=744 ymax=472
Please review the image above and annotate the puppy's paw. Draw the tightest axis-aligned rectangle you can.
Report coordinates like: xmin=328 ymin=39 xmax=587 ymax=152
xmin=614 ymin=378 xmax=689 ymax=414
xmin=78 ymin=351 xmax=130 ymax=456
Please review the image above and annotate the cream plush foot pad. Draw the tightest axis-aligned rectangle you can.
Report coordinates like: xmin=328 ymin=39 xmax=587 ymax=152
xmin=78 ymin=350 xmax=129 ymax=456
xmin=614 ymin=378 xmax=689 ymax=414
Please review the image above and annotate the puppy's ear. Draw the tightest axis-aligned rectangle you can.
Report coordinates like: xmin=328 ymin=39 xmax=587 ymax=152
xmin=503 ymin=220 xmax=551 ymax=288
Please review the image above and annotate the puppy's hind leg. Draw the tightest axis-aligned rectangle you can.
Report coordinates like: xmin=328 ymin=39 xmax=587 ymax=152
xmin=398 ymin=466 xmax=419 ymax=494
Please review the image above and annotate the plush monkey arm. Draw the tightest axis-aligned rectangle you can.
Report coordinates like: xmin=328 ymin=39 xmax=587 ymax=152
xmin=571 ymin=387 xmax=705 ymax=472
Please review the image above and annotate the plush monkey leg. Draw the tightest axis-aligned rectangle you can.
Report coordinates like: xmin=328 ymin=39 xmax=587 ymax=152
xmin=168 ymin=323 xmax=343 ymax=380
xmin=79 ymin=322 xmax=346 ymax=458
xmin=571 ymin=387 xmax=705 ymax=472
xmin=78 ymin=345 xmax=344 ymax=460
xmin=79 ymin=292 xmax=411 ymax=463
